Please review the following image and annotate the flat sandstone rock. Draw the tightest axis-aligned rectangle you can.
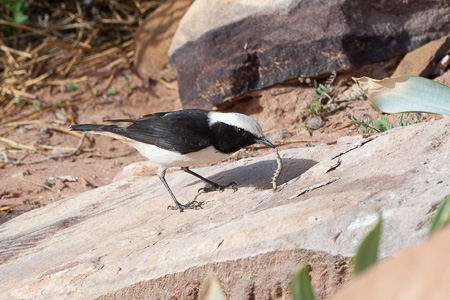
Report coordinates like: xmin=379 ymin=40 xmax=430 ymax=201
xmin=0 ymin=118 xmax=449 ymax=299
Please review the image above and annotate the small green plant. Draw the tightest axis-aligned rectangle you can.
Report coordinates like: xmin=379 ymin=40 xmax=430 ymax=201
xmin=353 ymin=214 xmax=382 ymax=275
xmin=308 ymin=72 xmax=338 ymax=117
xmin=312 ymin=80 xmax=332 ymax=102
xmin=429 ymin=194 xmax=450 ymax=236
xmin=300 ymin=72 xmax=366 ymax=120
xmin=106 ymin=87 xmax=117 ymax=95
xmin=348 ymin=113 xmax=422 ymax=134
xmin=1 ymin=0 xmax=29 ymax=24
xmin=66 ymin=82 xmax=79 ymax=92
xmin=33 ymin=100 xmax=41 ymax=110
xmin=123 ymin=74 xmax=131 ymax=88
xmin=55 ymin=101 xmax=63 ymax=108
xmin=340 ymin=89 xmax=366 ymax=102
xmin=348 ymin=115 xmax=394 ymax=133
xmin=306 ymin=142 xmax=316 ymax=147
xmin=397 ymin=112 xmax=421 ymax=127
xmin=290 ymin=265 xmax=316 ymax=300
xmin=14 ymin=96 xmax=23 ymax=104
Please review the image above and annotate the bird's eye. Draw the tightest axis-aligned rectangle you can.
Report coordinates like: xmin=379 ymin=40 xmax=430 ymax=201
xmin=236 ymin=128 xmax=245 ymax=135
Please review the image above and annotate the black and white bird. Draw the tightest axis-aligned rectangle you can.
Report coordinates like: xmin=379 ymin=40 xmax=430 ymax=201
xmin=70 ymin=109 xmax=275 ymax=211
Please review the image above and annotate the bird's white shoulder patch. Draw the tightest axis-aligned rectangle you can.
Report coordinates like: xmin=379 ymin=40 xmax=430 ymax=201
xmin=208 ymin=111 xmax=264 ymax=137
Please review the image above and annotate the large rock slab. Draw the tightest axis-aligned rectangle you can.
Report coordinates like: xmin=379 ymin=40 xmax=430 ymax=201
xmin=169 ymin=0 xmax=450 ymax=108
xmin=1 ymin=118 xmax=449 ymax=299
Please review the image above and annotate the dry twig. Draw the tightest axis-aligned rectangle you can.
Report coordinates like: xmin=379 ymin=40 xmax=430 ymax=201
xmin=0 ymin=1 xmax=161 ymax=166
xmin=13 ymin=132 xmax=86 ymax=165
xmin=1 ymin=0 xmax=159 ymax=122
xmin=20 ymin=177 xmax=55 ymax=191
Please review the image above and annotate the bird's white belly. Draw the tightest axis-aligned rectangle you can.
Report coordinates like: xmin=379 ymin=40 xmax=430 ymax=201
xmin=130 ymin=141 xmax=230 ymax=168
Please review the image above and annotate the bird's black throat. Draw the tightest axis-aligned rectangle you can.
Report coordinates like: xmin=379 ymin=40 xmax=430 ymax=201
xmin=210 ymin=122 xmax=259 ymax=154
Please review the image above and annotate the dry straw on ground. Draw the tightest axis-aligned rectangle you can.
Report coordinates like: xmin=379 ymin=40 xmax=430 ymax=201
xmin=0 ymin=0 xmax=160 ymax=166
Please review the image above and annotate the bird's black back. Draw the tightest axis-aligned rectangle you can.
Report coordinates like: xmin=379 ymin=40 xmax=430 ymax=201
xmin=107 ymin=109 xmax=212 ymax=154
xmin=71 ymin=109 xmax=263 ymax=155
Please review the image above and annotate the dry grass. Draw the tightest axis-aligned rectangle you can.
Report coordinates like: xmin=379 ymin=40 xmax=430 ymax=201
xmin=0 ymin=0 xmax=161 ymax=166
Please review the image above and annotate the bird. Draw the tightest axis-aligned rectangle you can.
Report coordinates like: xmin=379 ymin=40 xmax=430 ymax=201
xmin=69 ymin=109 xmax=275 ymax=211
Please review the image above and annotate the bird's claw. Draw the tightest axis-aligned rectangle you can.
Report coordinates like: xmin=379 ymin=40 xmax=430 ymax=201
xmin=198 ymin=182 xmax=238 ymax=193
xmin=167 ymin=200 xmax=202 ymax=212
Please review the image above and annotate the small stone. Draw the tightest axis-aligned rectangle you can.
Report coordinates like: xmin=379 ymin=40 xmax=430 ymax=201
xmin=306 ymin=117 xmax=324 ymax=131
xmin=264 ymin=129 xmax=292 ymax=142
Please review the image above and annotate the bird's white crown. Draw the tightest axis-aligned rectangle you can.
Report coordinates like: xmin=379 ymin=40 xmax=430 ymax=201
xmin=208 ymin=111 xmax=264 ymax=137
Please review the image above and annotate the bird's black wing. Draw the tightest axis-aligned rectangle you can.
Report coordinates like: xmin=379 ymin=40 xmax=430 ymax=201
xmin=103 ymin=112 xmax=168 ymax=123
xmin=113 ymin=109 xmax=212 ymax=154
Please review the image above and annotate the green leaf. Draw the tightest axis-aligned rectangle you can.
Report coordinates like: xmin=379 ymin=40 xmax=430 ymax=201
xmin=198 ymin=275 xmax=225 ymax=300
xmin=123 ymin=74 xmax=131 ymax=88
xmin=55 ymin=101 xmax=63 ymax=108
xmin=106 ymin=87 xmax=117 ymax=95
xmin=13 ymin=11 xmax=27 ymax=23
xmin=33 ymin=100 xmax=41 ymax=111
xmin=67 ymin=83 xmax=79 ymax=92
xmin=429 ymin=195 xmax=450 ymax=236
xmin=374 ymin=116 xmax=395 ymax=132
xmin=10 ymin=0 xmax=28 ymax=23
xmin=353 ymin=76 xmax=450 ymax=115
xmin=290 ymin=265 xmax=316 ymax=300
xmin=353 ymin=214 xmax=382 ymax=275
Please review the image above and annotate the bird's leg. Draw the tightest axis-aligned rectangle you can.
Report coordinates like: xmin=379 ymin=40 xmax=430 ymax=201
xmin=157 ymin=168 xmax=201 ymax=212
xmin=182 ymin=167 xmax=238 ymax=193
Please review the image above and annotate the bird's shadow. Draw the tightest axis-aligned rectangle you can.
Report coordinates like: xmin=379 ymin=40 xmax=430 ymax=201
xmin=185 ymin=158 xmax=317 ymax=190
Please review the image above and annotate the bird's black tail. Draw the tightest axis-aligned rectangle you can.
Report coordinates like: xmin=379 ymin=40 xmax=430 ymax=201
xmin=69 ymin=124 xmax=126 ymax=133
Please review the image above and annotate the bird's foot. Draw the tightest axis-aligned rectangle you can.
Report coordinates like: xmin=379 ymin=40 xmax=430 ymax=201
xmin=167 ymin=200 xmax=202 ymax=212
xmin=198 ymin=182 xmax=238 ymax=193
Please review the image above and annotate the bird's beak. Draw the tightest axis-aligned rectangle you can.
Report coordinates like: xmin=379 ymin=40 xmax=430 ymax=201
xmin=256 ymin=137 xmax=275 ymax=148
